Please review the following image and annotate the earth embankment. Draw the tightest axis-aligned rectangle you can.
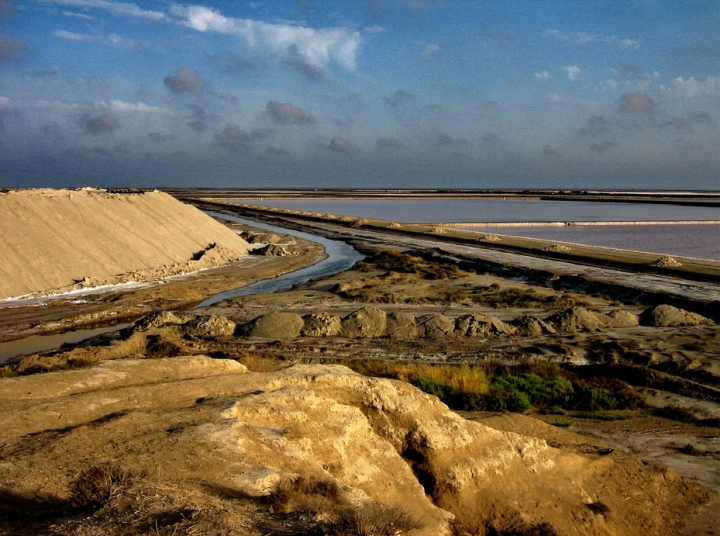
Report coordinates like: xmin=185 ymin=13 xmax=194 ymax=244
xmin=0 ymin=189 xmax=251 ymax=300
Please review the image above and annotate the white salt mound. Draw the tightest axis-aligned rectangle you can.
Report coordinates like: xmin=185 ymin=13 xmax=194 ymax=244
xmin=0 ymin=189 xmax=251 ymax=299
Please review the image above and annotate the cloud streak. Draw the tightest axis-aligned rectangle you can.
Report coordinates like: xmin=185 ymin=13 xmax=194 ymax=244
xmin=170 ymin=5 xmax=360 ymax=75
xmin=670 ymin=76 xmax=720 ymax=98
xmin=563 ymin=66 xmax=580 ymax=81
xmin=544 ymin=29 xmax=639 ymax=49
xmin=38 ymin=1 xmax=362 ymax=75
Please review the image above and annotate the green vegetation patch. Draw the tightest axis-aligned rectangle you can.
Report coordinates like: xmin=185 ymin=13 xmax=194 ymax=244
xmin=344 ymin=359 xmax=644 ymax=414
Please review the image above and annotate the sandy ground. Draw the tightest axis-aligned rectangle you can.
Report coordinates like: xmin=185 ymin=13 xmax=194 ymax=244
xmin=1 ymin=201 xmax=719 ymax=535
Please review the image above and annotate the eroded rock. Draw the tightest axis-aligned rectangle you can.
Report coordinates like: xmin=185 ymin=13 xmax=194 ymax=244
xmin=0 ymin=360 xmax=710 ymax=536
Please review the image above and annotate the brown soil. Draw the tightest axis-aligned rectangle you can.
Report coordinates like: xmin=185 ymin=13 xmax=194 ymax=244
xmin=1 ymin=201 xmax=719 ymax=535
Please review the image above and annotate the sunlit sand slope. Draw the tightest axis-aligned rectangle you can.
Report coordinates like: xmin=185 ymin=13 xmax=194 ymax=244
xmin=0 ymin=189 xmax=251 ymax=299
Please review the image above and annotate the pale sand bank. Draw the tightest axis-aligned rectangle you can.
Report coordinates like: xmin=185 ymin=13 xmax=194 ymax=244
xmin=0 ymin=189 xmax=251 ymax=300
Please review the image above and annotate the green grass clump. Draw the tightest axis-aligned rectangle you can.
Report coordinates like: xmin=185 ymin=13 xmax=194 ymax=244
xmin=343 ymin=359 xmax=644 ymax=415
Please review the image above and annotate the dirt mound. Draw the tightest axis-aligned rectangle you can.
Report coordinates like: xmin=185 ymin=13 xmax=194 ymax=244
xmin=650 ymin=256 xmax=682 ymax=267
xmin=0 ymin=189 xmax=251 ymax=299
xmin=641 ymin=305 xmax=711 ymax=327
xmin=510 ymin=315 xmax=557 ymax=336
xmin=455 ymin=313 xmax=517 ymax=337
xmin=417 ymin=313 xmax=455 ymax=338
xmin=0 ymin=360 xmax=710 ymax=535
xmin=606 ymin=310 xmax=640 ymax=328
xmin=241 ymin=312 xmax=304 ymax=338
xmin=546 ymin=307 xmax=608 ymax=332
xmin=301 ymin=313 xmax=342 ymax=337
xmin=184 ymin=314 xmax=236 ymax=338
xmin=386 ymin=312 xmax=419 ymax=339
xmin=341 ymin=307 xmax=387 ymax=338
xmin=477 ymin=234 xmax=500 ymax=242
xmin=241 ymin=232 xmax=284 ymax=244
xmin=251 ymin=244 xmax=290 ymax=256
xmin=129 ymin=311 xmax=189 ymax=332
xmin=542 ymin=243 xmax=572 ymax=252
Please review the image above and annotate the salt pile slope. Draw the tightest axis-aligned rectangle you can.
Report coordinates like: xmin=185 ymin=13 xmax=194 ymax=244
xmin=0 ymin=189 xmax=251 ymax=299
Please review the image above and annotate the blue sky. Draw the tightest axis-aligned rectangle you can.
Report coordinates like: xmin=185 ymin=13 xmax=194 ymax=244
xmin=0 ymin=0 xmax=718 ymax=188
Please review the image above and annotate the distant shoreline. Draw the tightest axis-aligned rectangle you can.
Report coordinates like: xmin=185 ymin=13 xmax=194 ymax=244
xmin=442 ymin=220 xmax=720 ymax=227
xmin=165 ymin=188 xmax=720 ymax=208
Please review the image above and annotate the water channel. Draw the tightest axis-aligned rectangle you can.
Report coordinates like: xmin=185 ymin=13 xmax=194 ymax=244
xmin=0 ymin=213 xmax=363 ymax=364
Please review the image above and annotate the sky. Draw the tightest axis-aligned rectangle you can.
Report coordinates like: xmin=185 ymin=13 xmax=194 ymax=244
xmin=0 ymin=0 xmax=718 ymax=189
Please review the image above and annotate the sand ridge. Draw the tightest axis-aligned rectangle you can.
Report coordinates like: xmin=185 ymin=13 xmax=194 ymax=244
xmin=0 ymin=189 xmax=251 ymax=299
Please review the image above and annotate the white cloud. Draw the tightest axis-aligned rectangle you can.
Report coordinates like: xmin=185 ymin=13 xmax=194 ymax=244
xmin=52 ymin=29 xmax=141 ymax=49
xmin=40 ymin=2 xmax=362 ymax=74
xmin=108 ymin=100 xmax=174 ymax=114
xmin=421 ymin=43 xmax=440 ymax=56
xmin=616 ymin=38 xmax=640 ymax=49
xmin=39 ymin=0 xmax=167 ymax=21
xmin=544 ymin=29 xmax=639 ymax=49
xmin=563 ymin=65 xmax=580 ymax=81
xmin=53 ymin=29 xmax=96 ymax=41
xmin=365 ymin=25 xmax=385 ymax=33
xmin=0 ymin=95 xmax=11 ymax=108
xmin=63 ymin=11 xmax=94 ymax=19
xmin=33 ymin=99 xmax=83 ymax=110
xmin=670 ymin=76 xmax=720 ymax=98
xmin=169 ymin=5 xmax=361 ymax=72
xmin=534 ymin=70 xmax=551 ymax=80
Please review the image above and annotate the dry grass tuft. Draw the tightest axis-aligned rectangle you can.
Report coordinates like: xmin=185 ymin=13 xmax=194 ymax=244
xmin=330 ymin=503 xmax=423 ymax=536
xmin=69 ymin=464 xmax=136 ymax=509
xmin=267 ymin=475 xmax=422 ymax=535
xmin=402 ymin=364 xmax=490 ymax=395
xmin=238 ymin=353 xmax=288 ymax=372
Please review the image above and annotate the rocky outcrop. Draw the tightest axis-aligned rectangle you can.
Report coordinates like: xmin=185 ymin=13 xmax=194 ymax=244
xmin=640 ymin=304 xmax=711 ymax=327
xmin=0 ymin=359 xmax=710 ymax=536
